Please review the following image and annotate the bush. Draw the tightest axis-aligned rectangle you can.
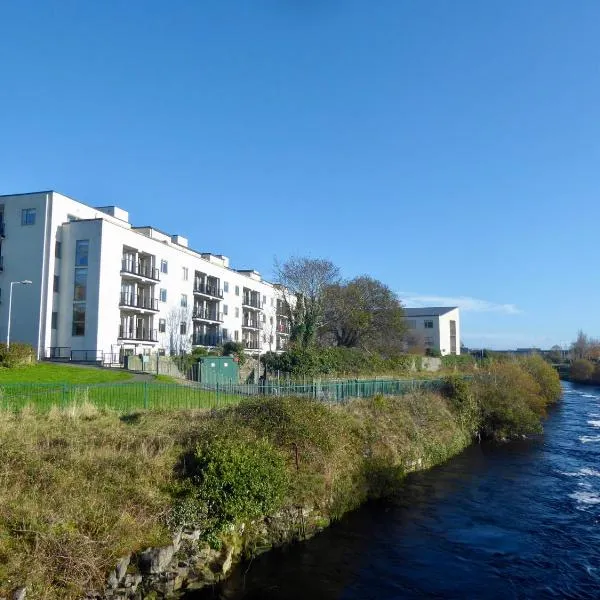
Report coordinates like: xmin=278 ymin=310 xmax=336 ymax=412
xmin=222 ymin=341 xmax=246 ymax=366
xmin=520 ymin=355 xmax=561 ymax=403
xmin=472 ymin=361 xmax=547 ymax=439
xmin=189 ymin=435 xmax=287 ymax=533
xmin=0 ymin=343 xmax=35 ymax=367
xmin=425 ymin=348 xmax=442 ymax=358
xmin=441 ymin=354 xmax=476 ymax=371
xmin=570 ymin=359 xmax=595 ymax=382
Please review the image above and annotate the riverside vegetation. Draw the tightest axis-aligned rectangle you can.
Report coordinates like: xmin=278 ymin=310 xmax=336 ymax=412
xmin=0 ymin=355 xmax=560 ymax=599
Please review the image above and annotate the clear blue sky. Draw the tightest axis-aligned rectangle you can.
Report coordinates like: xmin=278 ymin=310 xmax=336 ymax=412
xmin=1 ymin=1 xmax=598 ymax=349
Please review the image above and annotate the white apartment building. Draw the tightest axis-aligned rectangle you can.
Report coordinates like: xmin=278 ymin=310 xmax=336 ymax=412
xmin=0 ymin=191 xmax=291 ymax=361
xmin=404 ymin=307 xmax=460 ymax=356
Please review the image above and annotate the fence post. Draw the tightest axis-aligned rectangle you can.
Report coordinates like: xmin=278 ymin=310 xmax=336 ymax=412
xmin=216 ymin=382 xmax=220 ymax=407
xmin=62 ymin=383 xmax=68 ymax=408
xmin=143 ymin=381 xmax=148 ymax=409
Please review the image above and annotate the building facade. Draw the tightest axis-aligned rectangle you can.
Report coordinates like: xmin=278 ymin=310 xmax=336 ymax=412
xmin=0 ymin=191 xmax=291 ymax=360
xmin=403 ymin=307 xmax=460 ymax=356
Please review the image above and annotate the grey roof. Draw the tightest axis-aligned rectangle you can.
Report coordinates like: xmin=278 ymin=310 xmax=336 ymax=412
xmin=403 ymin=306 xmax=457 ymax=317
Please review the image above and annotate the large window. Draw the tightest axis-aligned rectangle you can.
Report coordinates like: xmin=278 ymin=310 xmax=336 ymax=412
xmin=55 ymin=241 xmax=62 ymax=259
xmin=21 ymin=208 xmax=36 ymax=226
xmin=158 ymin=319 xmax=166 ymax=333
xmin=424 ymin=320 xmax=434 ymax=329
xmin=75 ymin=240 xmax=89 ymax=266
xmin=51 ymin=311 xmax=58 ymax=329
xmin=160 ymin=288 xmax=167 ymax=302
xmin=182 ymin=267 xmax=189 ymax=281
xmin=53 ymin=275 xmax=59 ymax=293
xmin=74 ymin=268 xmax=87 ymax=301
xmin=181 ymin=293 xmax=188 ymax=308
xmin=72 ymin=304 xmax=86 ymax=336
xmin=235 ymin=285 xmax=240 ymax=296
xmin=224 ymin=282 xmax=229 ymax=293
xmin=180 ymin=321 xmax=187 ymax=335
xmin=161 ymin=260 xmax=168 ymax=274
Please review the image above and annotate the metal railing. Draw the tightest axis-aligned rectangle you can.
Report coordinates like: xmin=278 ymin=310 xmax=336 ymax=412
xmin=242 ymin=296 xmax=261 ymax=309
xmin=44 ymin=347 xmax=103 ymax=362
xmin=242 ymin=320 xmax=263 ymax=330
xmin=121 ymin=259 xmax=160 ymax=281
xmin=193 ymin=282 xmax=223 ymax=299
xmin=119 ymin=293 xmax=159 ymax=311
xmin=0 ymin=378 xmax=446 ymax=413
xmin=192 ymin=309 xmax=224 ymax=322
xmin=193 ymin=334 xmax=223 ymax=347
xmin=118 ymin=326 xmax=158 ymax=342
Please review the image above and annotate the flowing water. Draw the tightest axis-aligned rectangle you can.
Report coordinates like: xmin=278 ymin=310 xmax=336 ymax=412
xmin=190 ymin=381 xmax=600 ymax=599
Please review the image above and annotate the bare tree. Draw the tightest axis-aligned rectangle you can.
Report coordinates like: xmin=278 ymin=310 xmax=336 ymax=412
xmin=274 ymin=256 xmax=340 ymax=348
xmin=163 ymin=306 xmax=192 ymax=356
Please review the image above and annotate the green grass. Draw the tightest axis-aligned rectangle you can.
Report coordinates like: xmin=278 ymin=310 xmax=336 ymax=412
xmin=0 ymin=362 xmax=133 ymax=384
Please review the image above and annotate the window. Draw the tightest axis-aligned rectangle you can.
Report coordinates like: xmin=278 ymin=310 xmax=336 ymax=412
xmin=55 ymin=241 xmax=62 ymax=259
xmin=235 ymin=285 xmax=240 ymax=296
xmin=406 ymin=320 xmax=416 ymax=329
xmin=222 ymin=328 xmax=228 ymax=341
xmin=182 ymin=267 xmax=189 ymax=281
xmin=234 ymin=330 xmax=239 ymax=341
xmin=72 ymin=303 xmax=86 ymax=336
xmin=270 ymin=316 xmax=273 ymax=324
xmin=53 ymin=275 xmax=59 ymax=293
xmin=424 ymin=320 xmax=434 ymax=329
xmin=181 ymin=293 xmax=188 ymax=308
xmin=263 ymin=295 xmax=266 ymax=305
xmin=160 ymin=288 xmax=167 ymax=302
xmin=235 ymin=307 xmax=239 ymax=318
xmin=180 ymin=321 xmax=187 ymax=335
xmin=223 ymin=304 xmax=228 ymax=316
xmin=271 ymin=298 xmax=274 ymax=307
xmin=75 ymin=240 xmax=89 ymax=266
xmin=224 ymin=282 xmax=229 ymax=293
xmin=51 ymin=311 xmax=58 ymax=329
xmin=21 ymin=208 xmax=36 ymax=226
xmin=73 ymin=268 xmax=87 ymax=301
xmin=262 ymin=313 xmax=266 ymax=323
xmin=161 ymin=260 xmax=168 ymax=274
xmin=158 ymin=319 xmax=166 ymax=333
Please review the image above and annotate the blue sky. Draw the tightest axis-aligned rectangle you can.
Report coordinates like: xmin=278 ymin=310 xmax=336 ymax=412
xmin=1 ymin=1 xmax=598 ymax=349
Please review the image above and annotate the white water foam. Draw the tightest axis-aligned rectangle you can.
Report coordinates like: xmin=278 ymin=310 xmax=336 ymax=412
xmin=581 ymin=394 xmax=598 ymax=398
xmin=588 ymin=421 xmax=600 ymax=428
xmin=560 ymin=467 xmax=600 ymax=477
xmin=570 ymin=490 xmax=600 ymax=506
xmin=579 ymin=435 xmax=600 ymax=444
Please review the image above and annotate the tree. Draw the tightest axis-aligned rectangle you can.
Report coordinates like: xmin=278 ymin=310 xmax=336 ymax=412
xmin=321 ymin=276 xmax=406 ymax=352
xmin=570 ymin=359 xmax=594 ymax=382
xmin=547 ymin=345 xmax=564 ymax=364
xmin=274 ymin=256 xmax=340 ymax=348
xmin=164 ymin=306 xmax=192 ymax=356
xmin=570 ymin=330 xmax=600 ymax=361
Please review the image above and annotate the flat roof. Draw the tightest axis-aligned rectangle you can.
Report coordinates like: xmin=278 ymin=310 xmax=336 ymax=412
xmin=404 ymin=306 xmax=457 ymax=317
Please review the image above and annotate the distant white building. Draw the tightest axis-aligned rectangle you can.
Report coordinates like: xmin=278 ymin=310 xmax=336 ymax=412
xmin=0 ymin=191 xmax=291 ymax=361
xmin=403 ymin=307 xmax=460 ymax=356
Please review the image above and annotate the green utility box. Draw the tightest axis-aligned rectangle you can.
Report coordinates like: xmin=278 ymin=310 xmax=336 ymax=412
xmin=196 ymin=356 xmax=239 ymax=385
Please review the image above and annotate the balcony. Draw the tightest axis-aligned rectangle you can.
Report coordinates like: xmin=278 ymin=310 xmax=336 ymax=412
xmin=244 ymin=340 xmax=260 ymax=350
xmin=192 ymin=308 xmax=224 ymax=322
xmin=276 ymin=303 xmax=289 ymax=317
xmin=276 ymin=323 xmax=291 ymax=335
xmin=121 ymin=259 xmax=160 ymax=281
xmin=118 ymin=326 xmax=158 ymax=342
xmin=193 ymin=334 xmax=223 ymax=347
xmin=193 ymin=281 xmax=223 ymax=299
xmin=242 ymin=319 xmax=263 ymax=330
xmin=120 ymin=292 xmax=159 ymax=312
xmin=242 ymin=296 xmax=261 ymax=309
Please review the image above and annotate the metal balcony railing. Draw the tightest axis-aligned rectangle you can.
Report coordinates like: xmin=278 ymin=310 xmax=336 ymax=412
xmin=121 ymin=259 xmax=160 ymax=281
xmin=118 ymin=326 xmax=158 ymax=342
xmin=193 ymin=281 xmax=223 ymax=299
xmin=192 ymin=309 xmax=224 ymax=322
xmin=276 ymin=323 xmax=291 ymax=334
xmin=193 ymin=334 xmax=223 ymax=347
xmin=243 ymin=340 xmax=260 ymax=350
xmin=119 ymin=293 xmax=159 ymax=311
xmin=242 ymin=296 xmax=261 ymax=309
xmin=242 ymin=319 xmax=263 ymax=330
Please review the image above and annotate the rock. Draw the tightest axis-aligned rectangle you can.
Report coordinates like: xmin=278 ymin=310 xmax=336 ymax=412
xmin=220 ymin=546 xmax=234 ymax=575
xmin=115 ymin=555 xmax=131 ymax=582
xmin=12 ymin=589 xmax=26 ymax=600
xmin=138 ymin=545 xmax=175 ymax=574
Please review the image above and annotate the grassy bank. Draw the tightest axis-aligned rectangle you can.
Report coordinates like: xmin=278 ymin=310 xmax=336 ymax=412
xmin=0 ymin=356 xmax=560 ymax=598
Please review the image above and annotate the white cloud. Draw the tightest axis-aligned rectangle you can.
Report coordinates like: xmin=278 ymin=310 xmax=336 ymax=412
xmin=399 ymin=293 xmax=522 ymax=315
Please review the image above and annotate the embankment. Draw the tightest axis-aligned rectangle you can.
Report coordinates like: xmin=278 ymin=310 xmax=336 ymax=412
xmin=0 ymin=356 xmax=560 ymax=599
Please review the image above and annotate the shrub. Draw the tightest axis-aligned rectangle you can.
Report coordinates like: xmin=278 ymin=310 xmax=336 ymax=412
xmin=520 ymin=355 xmax=561 ymax=403
xmin=190 ymin=436 xmax=287 ymax=533
xmin=570 ymin=359 xmax=595 ymax=382
xmin=441 ymin=354 xmax=476 ymax=371
xmin=222 ymin=341 xmax=246 ymax=366
xmin=425 ymin=348 xmax=442 ymax=358
xmin=0 ymin=343 xmax=35 ymax=367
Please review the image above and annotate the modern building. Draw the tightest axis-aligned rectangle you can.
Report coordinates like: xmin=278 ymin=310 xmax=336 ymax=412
xmin=0 ymin=191 xmax=291 ymax=361
xmin=403 ymin=307 xmax=460 ymax=356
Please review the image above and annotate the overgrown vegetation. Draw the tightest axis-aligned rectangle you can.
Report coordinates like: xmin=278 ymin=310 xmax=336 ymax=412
xmin=0 ymin=342 xmax=35 ymax=368
xmin=0 ymin=357 xmax=561 ymax=598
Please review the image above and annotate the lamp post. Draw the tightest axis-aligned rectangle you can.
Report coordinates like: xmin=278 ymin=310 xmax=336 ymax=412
xmin=7 ymin=280 xmax=32 ymax=349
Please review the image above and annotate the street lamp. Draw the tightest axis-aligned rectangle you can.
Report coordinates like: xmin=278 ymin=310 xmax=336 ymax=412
xmin=7 ymin=280 xmax=32 ymax=349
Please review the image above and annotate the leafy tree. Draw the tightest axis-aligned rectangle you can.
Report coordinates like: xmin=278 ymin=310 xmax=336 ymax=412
xmin=321 ymin=276 xmax=406 ymax=352
xmin=570 ymin=358 xmax=594 ymax=381
xmin=274 ymin=256 xmax=340 ymax=348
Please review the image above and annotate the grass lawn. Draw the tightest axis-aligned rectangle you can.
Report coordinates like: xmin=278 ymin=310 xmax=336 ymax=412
xmin=0 ymin=362 xmax=133 ymax=384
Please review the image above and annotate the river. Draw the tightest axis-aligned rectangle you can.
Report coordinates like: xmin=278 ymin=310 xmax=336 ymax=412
xmin=190 ymin=381 xmax=600 ymax=599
